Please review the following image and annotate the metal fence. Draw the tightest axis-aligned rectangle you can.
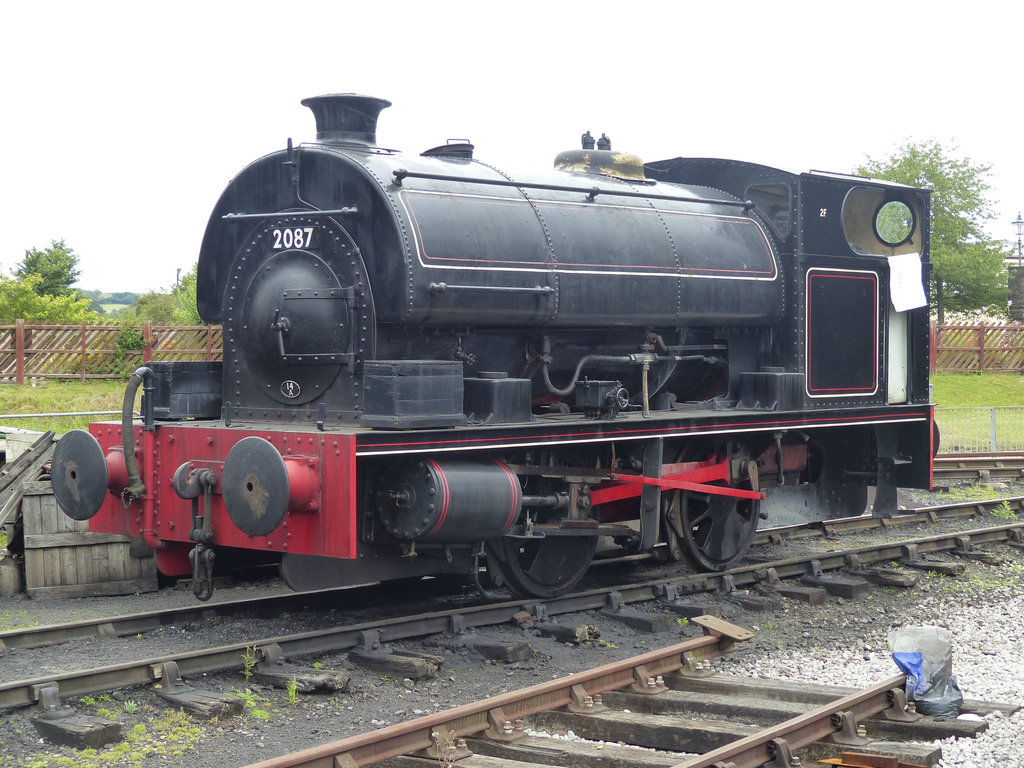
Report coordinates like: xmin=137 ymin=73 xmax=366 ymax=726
xmin=934 ymin=406 xmax=1024 ymax=453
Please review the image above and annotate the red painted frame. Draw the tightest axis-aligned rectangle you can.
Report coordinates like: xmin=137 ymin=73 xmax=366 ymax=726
xmin=85 ymin=422 xmax=357 ymax=575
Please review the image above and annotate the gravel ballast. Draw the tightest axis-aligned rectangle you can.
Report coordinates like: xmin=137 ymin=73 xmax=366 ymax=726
xmin=718 ymin=591 xmax=1024 ymax=766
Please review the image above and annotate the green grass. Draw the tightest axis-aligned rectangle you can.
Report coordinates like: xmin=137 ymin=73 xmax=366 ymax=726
xmin=932 ymin=372 xmax=1024 ymax=407
xmin=931 ymin=374 xmax=1024 ymax=451
xmin=0 ymin=379 xmax=133 ymax=432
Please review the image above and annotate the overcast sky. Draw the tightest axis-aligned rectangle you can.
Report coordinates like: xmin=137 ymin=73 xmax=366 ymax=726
xmin=3 ymin=1 xmax=1023 ymax=294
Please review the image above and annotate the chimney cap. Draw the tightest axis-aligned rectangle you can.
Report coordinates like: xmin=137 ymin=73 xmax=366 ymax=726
xmin=300 ymin=93 xmax=392 ymax=145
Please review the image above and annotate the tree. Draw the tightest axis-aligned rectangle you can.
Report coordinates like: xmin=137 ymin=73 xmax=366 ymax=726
xmin=121 ymin=292 xmax=177 ymax=324
xmin=0 ymin=274 xmax=101 ymax=324
xmin=856 ymin=141 xmax=1011 ymax=322
xmin=14 ymin=240 xmax=82 ymax=297
xmin=172 ymin=263 xmax=202 ymax=324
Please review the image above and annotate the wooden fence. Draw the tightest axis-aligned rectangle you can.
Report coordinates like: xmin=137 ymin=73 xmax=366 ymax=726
xmin=0 ymin=321 xmax=222 ymax=384
xmin=931 ymin=323 xmax=1024 ymax=373
xmin=0 ymin=321 xmax=1020 ymax=382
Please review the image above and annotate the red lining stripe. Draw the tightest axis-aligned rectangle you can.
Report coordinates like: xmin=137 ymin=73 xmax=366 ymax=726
xmin=806 ymin=270 xmax=879 ymax=395
xmin=404 ymin=192 xmax=777 ymax=278
xmin=492 ymin=459 xmax=522 ymax=533
xmin=426 ymin=460 xmax=451 ymax=535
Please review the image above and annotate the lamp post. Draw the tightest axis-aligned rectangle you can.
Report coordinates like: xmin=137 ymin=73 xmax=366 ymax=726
xmin=1015 ymin=212 xmax=1024 ymax=267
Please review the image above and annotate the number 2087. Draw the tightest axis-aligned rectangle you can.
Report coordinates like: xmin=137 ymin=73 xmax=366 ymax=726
xmin=272 ymin=227 xmax=318 ymax=250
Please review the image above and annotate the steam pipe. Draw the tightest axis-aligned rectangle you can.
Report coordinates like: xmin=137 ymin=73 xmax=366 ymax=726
xmin=539 ymin=336 xmax=723 ymax=400
xmin=121 ymin=366 xmax=166 ymax=550
xmin=122 ymin=367 xmax=152 ymax=500
xmin=539 ymin=336 xmax=634 ymax=397
xmin=541 ymin=353 xmax=635 ymax=397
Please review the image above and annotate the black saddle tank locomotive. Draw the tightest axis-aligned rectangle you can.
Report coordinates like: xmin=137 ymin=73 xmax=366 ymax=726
xmin=52 ymin=94 xmax=935 ymax=599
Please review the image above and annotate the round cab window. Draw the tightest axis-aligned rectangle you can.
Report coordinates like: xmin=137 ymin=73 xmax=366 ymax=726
xmin=875 ymin=200 xmax=914 ymax=246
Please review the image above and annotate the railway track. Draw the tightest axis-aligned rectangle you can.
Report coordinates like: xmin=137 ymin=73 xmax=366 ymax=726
xmin=3 ymin=499 xmax=1023 ymax=714
xmin=934 ymin=452 xmax=1024 ymax=481
xmin=4 ymin=493 xmax=1022 ymax=656
xmin=188 ymin=635 xmax=1018 ymax=768
xmin=6 ymin=616 xmax=1015 ymax=768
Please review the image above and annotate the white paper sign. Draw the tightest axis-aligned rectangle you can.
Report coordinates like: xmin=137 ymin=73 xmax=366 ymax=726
xmin=888 ymin=253 xmax=927 ymax=312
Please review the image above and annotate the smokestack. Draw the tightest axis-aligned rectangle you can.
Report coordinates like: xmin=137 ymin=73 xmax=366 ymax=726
xmin=300 ymin=93 xmax=392 ymax=145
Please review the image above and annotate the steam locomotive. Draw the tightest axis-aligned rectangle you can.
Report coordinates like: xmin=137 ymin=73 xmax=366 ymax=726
xmin=52 ymin=94 xmax=934 ymax=600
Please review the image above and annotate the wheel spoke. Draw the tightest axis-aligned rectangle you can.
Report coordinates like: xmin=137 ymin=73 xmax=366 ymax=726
xmin=688 ymin=509 xmax=712 ymax=527
xmin=489 ymin=535 xmax=597 ymax=598
xmin=680 ymin=491 xmax=759 ymax=571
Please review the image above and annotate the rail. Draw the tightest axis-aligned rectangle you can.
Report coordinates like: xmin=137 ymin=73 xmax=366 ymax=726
xmin=243 ymin=625 xmax=750 ymax=768
xmin=4 ymin=506 xmax=1023 ymax=661
xmin=0 ymin=496 xmax=1015 ymax=654
xmin=675 ymin=674 xmax=911 ymax=768
xmin=0 ymin=612 xmax=743 ymax=711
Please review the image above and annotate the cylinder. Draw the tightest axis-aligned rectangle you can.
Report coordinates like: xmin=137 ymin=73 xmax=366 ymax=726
xmin=374 ymin=459 xmax=522 ymax=542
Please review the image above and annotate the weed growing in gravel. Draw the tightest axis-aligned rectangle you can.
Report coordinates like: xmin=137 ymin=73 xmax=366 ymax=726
xmin=431 ymin=728 xmax=459 ymax=768
xmin=231 ymin=687 xmax=276 ymax=722
xmin=241 ymin=646 xmax=258 ymax=682
xmin=312 ymin=661 xmax=324 ymax=669
xmin=9 ymin=710 xmax=201 ymax=767
xmin=925 ymin=562 xmax=1023 ymax=598
xmin=990 ymin=501 xmax=1018 ymax=520
xmin=969 ymin=562 xmax=1023 ymax=590
xmin=230 ymin=688 xmax=262 ymax=707
xmin=934 ymin=485 xmax=1004 ymax=502
xmin=123 ymin=700 xmax=138 ymax=714
xmin=286 ymin=677 xmax=298 ymax=705
xmin=0 ymin=608 xmax=38 ymax=631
